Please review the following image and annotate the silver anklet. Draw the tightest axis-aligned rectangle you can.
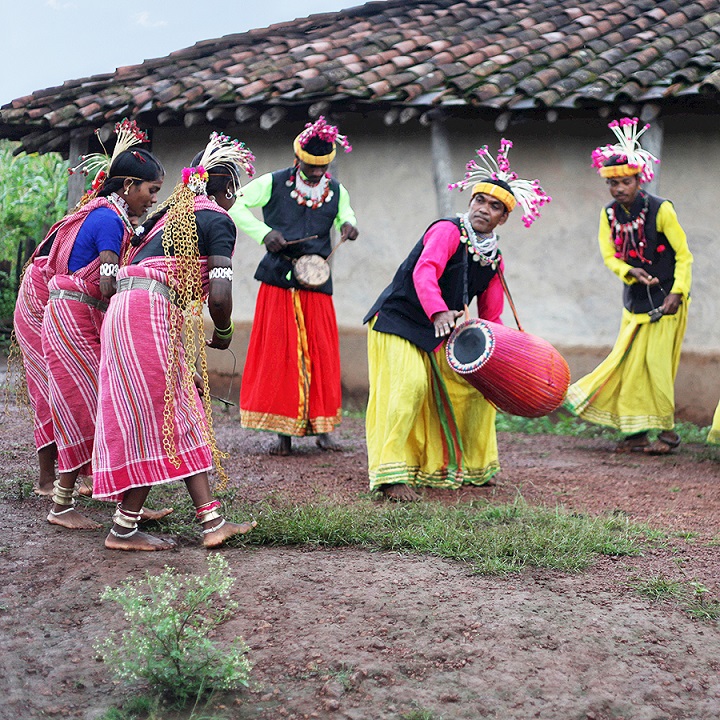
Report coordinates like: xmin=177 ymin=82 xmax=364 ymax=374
xmin=202 ymin=518 xmax=226 ymax=535
xmin=48 ymin=505 xmax=76 ymax=516
xmin=109 ymin=526 xmax=139 ymax=538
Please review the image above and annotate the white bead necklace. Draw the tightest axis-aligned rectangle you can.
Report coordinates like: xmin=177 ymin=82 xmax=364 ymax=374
xmin=289 ymin=172 xmax=333 ymax=208
xmin=459 ymin=212 xmax=499 ymax=268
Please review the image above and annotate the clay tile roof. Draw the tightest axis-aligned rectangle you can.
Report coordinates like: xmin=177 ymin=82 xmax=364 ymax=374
xmin=6 ymin=0 xmax=720 ymax=154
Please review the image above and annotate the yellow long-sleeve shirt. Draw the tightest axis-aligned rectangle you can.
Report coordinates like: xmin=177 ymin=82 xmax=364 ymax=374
xmin=598 ymin=200 xmax=692 ymax=298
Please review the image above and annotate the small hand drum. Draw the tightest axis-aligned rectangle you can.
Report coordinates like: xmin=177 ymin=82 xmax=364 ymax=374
xmin=293 ymin=254 xmax=330 ymax=288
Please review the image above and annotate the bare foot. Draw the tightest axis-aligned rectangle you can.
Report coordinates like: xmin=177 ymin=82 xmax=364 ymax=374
xmin=139 ymin=507 xmax=174 ymax=523
xmin=269 ymin=435 xmax=292 ymax=456
xmin=47 ymin=507 xmax=101 ymax=530
xmin=105 ymin=530 xmax=176 ymax=552
xmin=379 ymin=483 xmax=420 ymax=502
xmin=316 ymin=433 xmax=342 ymax=452
xmin=34 ymin=484 xmax=55 ymax=497
xmin=77 ymin=478 xmax=93 ymax=497
xmin=203 ymin=519 xmax=257 ymax=548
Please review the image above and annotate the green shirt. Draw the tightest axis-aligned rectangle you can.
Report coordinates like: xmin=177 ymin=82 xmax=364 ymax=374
xmin=230 ymin=172 xmax=357 ymax=244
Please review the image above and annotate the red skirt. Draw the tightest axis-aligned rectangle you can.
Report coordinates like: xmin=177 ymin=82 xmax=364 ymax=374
xmin=240 ymin=283 xmax=342 ymax=436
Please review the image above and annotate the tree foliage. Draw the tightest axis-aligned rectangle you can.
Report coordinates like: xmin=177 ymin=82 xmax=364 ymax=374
xmin=0 ymin=140 xmax=68 ymax=282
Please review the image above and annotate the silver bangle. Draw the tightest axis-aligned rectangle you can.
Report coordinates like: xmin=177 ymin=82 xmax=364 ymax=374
xmin=100 ymin=263 xmax=119 ymax=277
xmin=209 ymin=267 xmax=233 ymax=281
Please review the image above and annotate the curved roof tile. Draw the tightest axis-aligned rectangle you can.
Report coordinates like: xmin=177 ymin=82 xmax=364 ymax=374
xmin=6 ymin=0 xmax=720 ymax=154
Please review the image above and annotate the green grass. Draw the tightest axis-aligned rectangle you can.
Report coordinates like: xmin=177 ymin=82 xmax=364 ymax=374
xmin=496 ymin=412 xmax=712 ymax=443
xmin=147 ymin=489 xmax=653 ymax=576
xmin=631 ymin=574 xmax=685 ymax=602
xmin=630 ymin=574 xmax=720 ymax=621
xmin=98 ymin=694 xmax=229 ymax=720
xmin=400 ymin=710 xmax=439 ymax=720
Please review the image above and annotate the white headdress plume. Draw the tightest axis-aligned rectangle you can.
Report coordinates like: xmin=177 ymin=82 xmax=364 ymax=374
xmin=449 ymin=139 xmax=551 ymax=228
xmin=592 ymin=118 xmax=659 ymax=184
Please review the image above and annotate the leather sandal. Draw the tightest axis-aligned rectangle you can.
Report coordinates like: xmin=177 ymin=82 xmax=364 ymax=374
xmin=644 ymin=431 xmax=681 ymax=455
xmin=615 ymin=433 xmax=649 ymax=453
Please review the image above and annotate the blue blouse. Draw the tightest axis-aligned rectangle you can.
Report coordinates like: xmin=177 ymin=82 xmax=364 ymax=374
xmin=67 ymin=207 xmax=125 ymax=272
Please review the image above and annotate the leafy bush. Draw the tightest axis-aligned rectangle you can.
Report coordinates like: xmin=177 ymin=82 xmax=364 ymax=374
xmin=95 ymin=554 xmax=252 ymax=704
xmin=0 ymin=139 xmax=68 ymax=285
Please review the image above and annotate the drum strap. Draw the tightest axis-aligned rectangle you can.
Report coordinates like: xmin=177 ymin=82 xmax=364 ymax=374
xmin=462 ymin=247 xmax=524 ymax=331
xmin=496 ymin=267 xmax=524 ymax=332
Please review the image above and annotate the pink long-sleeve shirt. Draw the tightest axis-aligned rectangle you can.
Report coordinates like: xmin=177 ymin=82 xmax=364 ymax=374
xmin=411 ymin=220 xmax=505 ymax=350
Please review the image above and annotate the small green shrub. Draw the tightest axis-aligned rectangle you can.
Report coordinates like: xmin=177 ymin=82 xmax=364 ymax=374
xmin=95 ymin=554 xmax=252 ymax=703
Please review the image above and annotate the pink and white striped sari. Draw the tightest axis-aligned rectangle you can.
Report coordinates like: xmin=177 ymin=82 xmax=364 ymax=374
xmin=93 ymin=196 xmax=227 ymax=501
xmin=42 ymin=199 xmax=129 ymax=474
xmin=13 ymin=257 xmax=53 ymax=449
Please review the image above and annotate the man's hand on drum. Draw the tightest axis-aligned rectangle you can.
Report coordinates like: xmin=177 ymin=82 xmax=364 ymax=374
xmin=263 ymin=229 xmax=287 ymax=253
xmin=340 ymin=222 xmax=359 ymax=242
xmin=432 ymin=309 xmax=464 ymax=338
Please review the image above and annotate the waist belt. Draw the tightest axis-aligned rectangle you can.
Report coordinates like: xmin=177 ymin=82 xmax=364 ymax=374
xmin=48 ymin=289 xmax=108 ymax=312
xmin=116 ymin=276 xmax=178 ymax=305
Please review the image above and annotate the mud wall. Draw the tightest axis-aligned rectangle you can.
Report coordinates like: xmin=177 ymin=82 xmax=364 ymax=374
xmin=155 ymin=112 xmax=720 ymax=424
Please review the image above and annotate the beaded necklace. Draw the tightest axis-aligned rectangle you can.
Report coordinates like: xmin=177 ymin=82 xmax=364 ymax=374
xmin=607 ymin=192 xmax=650 ymax=264
xmin=107 ymin=193 xmax=134 ymax=235
xmin=288 ymin=171 xmax=334 ymax=208
xmin=458 ymin=212 xmax=500 ymax=268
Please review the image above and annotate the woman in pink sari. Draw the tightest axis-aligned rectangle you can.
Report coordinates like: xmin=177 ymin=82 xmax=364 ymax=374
xmin=44 ymin=121 xmax=165 ymax=530
xmin=93 ymin=133 xmax=257 ymax=550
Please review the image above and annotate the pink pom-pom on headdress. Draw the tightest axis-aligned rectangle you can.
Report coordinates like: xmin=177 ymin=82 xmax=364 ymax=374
xmin=591 ymin=117 xmax=659 ymax=184
xmin=296 ymin=116 xmax=352 ymax=153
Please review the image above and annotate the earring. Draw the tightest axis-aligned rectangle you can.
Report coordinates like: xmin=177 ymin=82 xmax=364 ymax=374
xmin=124 ymin=180 xmax=133 ymax=196
xmin=225 ymin=189 xmax=234 ymax=200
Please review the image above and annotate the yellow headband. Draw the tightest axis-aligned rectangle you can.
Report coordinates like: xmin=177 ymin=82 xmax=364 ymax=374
xmin=599 ymin=163 xmax=642 ymax=179
xmin=471 ymin=182 xmax=516 ymax=212
xmin=293 ymin=137 xmax=336 ymax=166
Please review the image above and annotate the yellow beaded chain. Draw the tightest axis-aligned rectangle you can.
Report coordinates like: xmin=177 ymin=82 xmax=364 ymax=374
xmin=160 ymin=184 xmax=229 ymax=489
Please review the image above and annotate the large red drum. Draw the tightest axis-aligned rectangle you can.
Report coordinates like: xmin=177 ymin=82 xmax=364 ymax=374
xmin=445 ymin=318 xmax=570 ymax=418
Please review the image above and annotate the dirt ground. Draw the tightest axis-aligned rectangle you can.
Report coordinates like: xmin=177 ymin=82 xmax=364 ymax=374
xmin=2 ymin=406 xmax=720 ymax=720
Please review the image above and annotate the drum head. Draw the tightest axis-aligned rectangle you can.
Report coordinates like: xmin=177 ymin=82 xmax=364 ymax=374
xmin=453 ymin=326 xmax=488 ymax=363
xmin=446 ymin=320 xmax=494 ymax=374
xmin=294 ymin=254 xmax=330 ymax=288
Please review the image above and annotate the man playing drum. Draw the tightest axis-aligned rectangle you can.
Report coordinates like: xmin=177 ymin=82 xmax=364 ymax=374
xmin=364 ymin=140 xmax=550 ymax=501
xmin=231 ymin=117 xmax=359 ymax=455
xmin=564 ymin=118 xmax=692 ymax=455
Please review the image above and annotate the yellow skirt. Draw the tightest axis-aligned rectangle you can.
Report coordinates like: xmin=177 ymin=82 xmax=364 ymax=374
xmin=564 ymin=303 xmax=688 ymax=434
xmin=707 ymin=401 xmax=720 ymax=444
xmin=366 ymin=320 xmax=499 ymax=491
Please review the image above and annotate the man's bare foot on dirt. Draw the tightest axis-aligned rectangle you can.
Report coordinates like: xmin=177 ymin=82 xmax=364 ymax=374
xmin=316 ymin=433 xmax=342 ymax=452
xmin=270 ymin=435 xmax=292 ymax=456
xmin=77 ymin=478 xmax=94 ymax=497
xmin=104 ymin=530 xmax=176 ymax=551
xmin=203 ymin=519 xmax=257 ymax=548
xmin=34 ymin=483 xmax=55 ymax=497
xmin=47 ymin=507 xmax=101 ymax=530
xmin=139 ymin=507 xmax=174 ymax=523
xmin=379 ymin=483 xmax=420 ymax=502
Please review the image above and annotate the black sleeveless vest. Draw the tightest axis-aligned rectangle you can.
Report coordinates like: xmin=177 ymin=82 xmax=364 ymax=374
xmin=606 ymin=192 xmax=676 ymax=314
xmin=254 ymin=167 xmax=341 ymax=295
xmin=364 ymin=217 xmax=500 ymax=353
